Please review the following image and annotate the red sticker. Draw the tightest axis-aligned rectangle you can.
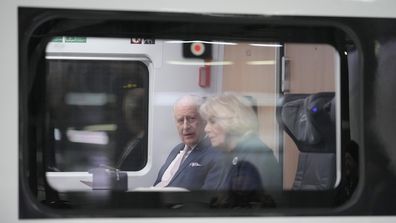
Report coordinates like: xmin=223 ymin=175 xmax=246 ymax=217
xmin=191 ymin=42 xmax=205 ymax=56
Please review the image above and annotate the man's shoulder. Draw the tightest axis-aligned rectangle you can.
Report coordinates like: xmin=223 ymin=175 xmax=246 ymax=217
xmin=202 ymin=146 xmax=221 ymax=157
xmin=200 ymin=146 xmax=222 ymax=161
xmin=190 ymin=139 xmax=220 ymax=160
xmin=239 ymin=134 xmax=272 ymax=153
xmin=197 ymin=138 xmax=219 ymax=152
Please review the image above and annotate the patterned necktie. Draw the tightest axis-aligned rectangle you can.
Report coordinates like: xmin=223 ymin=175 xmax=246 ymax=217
xmin=180 ymin=146 xmax=192 ymax=167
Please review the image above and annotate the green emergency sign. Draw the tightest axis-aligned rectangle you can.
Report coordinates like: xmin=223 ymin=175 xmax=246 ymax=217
xmin=65 ymin=37 xmax=87 ymax=43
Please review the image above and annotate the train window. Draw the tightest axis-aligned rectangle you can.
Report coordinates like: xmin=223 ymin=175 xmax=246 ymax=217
xmin=19 ymin=8 xmax=355 ymax=218
xmin=46 ymin=58 xmax=148 ymax=172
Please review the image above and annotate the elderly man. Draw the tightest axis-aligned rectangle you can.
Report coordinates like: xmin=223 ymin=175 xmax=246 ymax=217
xmin=153 ymin=95 xmax=222 ymax=190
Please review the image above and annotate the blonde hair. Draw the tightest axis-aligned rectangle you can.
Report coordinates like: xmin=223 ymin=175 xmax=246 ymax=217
xmin=200 ymin=94 xmax=259 ymax=136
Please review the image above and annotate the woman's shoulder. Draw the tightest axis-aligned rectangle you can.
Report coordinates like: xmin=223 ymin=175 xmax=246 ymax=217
xmin=237 ymin=133 xmax=272 ymax=152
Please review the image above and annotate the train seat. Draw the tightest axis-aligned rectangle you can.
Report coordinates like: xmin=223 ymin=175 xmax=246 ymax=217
xmin=278 ymin=92 xmax=336 ymax=190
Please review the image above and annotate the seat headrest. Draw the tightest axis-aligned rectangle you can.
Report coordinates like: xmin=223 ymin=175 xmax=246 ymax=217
xmin=280 ymin=92 xmax=336 ymax=153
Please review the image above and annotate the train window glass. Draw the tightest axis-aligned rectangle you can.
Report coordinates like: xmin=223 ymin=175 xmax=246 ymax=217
xmin=46 ymin=59 xmax=148 ymax=172
xmin=43 ymin=37 xmax=340 ymax=194
xmin=20 ymin=9 xmax=355 ymax=217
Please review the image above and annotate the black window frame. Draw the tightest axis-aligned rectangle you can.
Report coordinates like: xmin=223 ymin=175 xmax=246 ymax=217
xmin=21 ymin=7 xmax=395 ymax=218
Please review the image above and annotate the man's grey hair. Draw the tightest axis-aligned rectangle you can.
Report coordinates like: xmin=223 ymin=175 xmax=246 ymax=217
xmin=173 ymin=94 xmax=205 ymax=113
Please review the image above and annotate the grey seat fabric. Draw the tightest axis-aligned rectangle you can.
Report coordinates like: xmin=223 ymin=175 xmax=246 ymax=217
xmin=292 ymin=152 xmax=336 ymax=190
xmin=279 ymin=92 xmax=336 ymax=190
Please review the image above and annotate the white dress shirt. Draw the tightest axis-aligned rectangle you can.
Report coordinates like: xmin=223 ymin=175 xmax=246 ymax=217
xmin=155 ymin=144 xmax=195 ymax=187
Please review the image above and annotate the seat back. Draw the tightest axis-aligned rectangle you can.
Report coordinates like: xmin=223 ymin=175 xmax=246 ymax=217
xmin=278 ymin=92 xmax=336 ymax=190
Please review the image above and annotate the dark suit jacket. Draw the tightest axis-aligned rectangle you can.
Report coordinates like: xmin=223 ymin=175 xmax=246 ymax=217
xmin=153 ymin=138 xmax=223 ymax=190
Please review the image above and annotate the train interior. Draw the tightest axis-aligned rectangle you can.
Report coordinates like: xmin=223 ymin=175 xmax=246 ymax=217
xmin=42 ymin=37 xmax=340 ymax=194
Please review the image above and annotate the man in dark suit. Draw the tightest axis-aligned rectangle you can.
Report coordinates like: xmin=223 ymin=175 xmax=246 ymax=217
xmin=153 ymin=95 xmax=222 ymax=190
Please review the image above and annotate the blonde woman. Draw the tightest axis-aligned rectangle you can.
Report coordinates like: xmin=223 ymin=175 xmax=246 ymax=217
xmin=200 ymin=94 xmax=281 ymax=192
